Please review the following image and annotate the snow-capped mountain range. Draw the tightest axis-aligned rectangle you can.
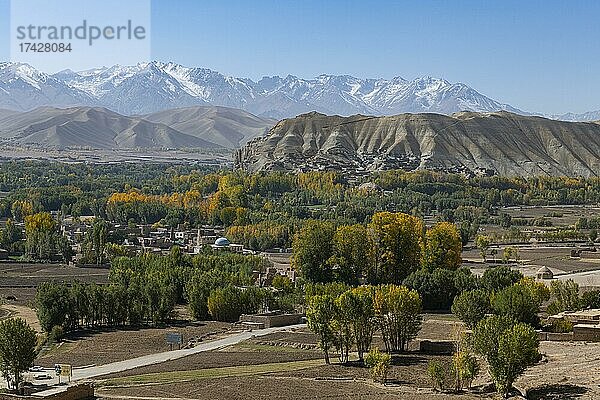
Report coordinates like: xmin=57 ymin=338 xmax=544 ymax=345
xmin=0 ymin=61 xmax=596 ymax=121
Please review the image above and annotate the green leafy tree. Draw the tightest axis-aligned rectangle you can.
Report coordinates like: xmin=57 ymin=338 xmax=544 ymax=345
xmin=0 ymin=318 xmax=37 ymax=391
xmin=272 ymin=274 xmax=293 ymax=292
xmin=453 ymin=266 xmax=478 ymax=292
xmin=328 ymin=224 xmax=374 ymax=285
xmin=475 ymin=235 xmax=492 ymax=262
xmin=35 ymin=282 xmax=72 ymax=332
xmin=472 ymin=315 xmax=540 ymax=397
xmin=369 ymin=212 xmax=424 ymax=285
xmin=518 ymin=277 xmax=550 ymax=306
xmin=0 ymin=219 xmax=22 ymax=252
xmin=332 ymin=294 xmax=353 ymax=364
xmin=206 ymin=286 xmax=267 ymax=322
xmin=374 ymin=285 xmax=422 ymax=352
xmin=451 ymin=289 xmax=491 ymax=329
xmin=492 ymin=284 xmax=540 ymax=327
xmin=494 ymin=324 xmax=540 ymax=397
xmin=292 ymin=220 xmax=335 ymax=283
xmin=338 ymin=286 xmax=375 ymax=362
xmin=82 ymin=218 xmax=109 ymax=264
xmin=480 ymin=266 xmax=523 ymax=293
xmin=580 ymin=290 xmax=600 ymax=309
xmin=502 ymin=246 xmax=518 ymax=264
xmin=24 ymin=212 xmax=57 ymax=260
xmin=306 ymin=294 xmax=337 ymax=364
xmin=458 ymin=220 xmax=478 ymax=246
xmin=207 ymin=286 xmax=243 ymax=322
xmin=403 ymin=268 xmax=460 ymax=311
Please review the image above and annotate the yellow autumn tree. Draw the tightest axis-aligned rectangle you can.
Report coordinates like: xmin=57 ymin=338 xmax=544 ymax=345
xmin=368 ymin=212 xmax=424 ymax=284
xmin=422 ymin=222 xmax=463 ymax=271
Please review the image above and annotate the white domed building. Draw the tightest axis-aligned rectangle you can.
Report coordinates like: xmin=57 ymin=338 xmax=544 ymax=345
xmin=211 ymin=237 xmax=243 ymax=253
xmin=214 ymin=237 xmax=231 ymax=247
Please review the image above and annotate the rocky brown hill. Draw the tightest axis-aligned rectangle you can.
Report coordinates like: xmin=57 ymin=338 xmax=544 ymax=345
xmin=235 ymin=111 xmax=600 ymax=177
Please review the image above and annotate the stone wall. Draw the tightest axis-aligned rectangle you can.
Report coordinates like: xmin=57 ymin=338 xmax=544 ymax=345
xmin=573 ymin=324 xmax=600 ymax=341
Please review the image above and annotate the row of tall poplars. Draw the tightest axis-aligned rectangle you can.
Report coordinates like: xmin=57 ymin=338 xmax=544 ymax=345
xmin=35 ymin=279 xmax=176 ymax=333
xmin=306 ymin=284 xmax=422 ymax=364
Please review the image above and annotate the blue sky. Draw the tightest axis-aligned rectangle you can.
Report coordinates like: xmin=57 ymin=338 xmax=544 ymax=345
xmin=1 ymin=0 xmax=599 ymax=114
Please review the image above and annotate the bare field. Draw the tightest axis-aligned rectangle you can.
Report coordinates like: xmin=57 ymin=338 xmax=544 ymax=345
xmin=517 ymin=341 xmax=600 ymax=399
xmin=94 ymin=338 xmax=600 ymax=400
xmin=501 ymin=205 xmax=600 ymax=226
xmin=0 ymin=304 xmax=41 ymax=332
xmin=96 ymin=374 xmax=493 ymax=400
xmin=0 ymin=262 xmax=109 ymax=309
xmin=0 ymin=262 xmax=109 ymax=287
xmin=36 ymin=321 xmax=232 ymax=367
xmin=463 ymin=245 xmax=600 ymax=275
xmin=0 ymin=146 xmax=232 ymax=165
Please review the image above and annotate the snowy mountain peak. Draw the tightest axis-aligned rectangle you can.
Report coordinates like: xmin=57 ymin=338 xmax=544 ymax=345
xmin=0 ymin=61 xmax=525 ymax=117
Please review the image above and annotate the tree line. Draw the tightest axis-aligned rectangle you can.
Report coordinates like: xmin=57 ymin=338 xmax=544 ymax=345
xmin=34 ymin=247 xmax=295 ymax=333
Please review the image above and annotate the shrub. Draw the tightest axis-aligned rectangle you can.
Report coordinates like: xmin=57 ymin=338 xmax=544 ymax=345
xmin=272 ymin=275 xmax=293 ymax=292
xmin=49 ymin=325 xmax=64 ymax=343
xmin=427 ymin=359 xmax=449 ymax=391
xmin=580 ymin=290 xmax=600 ymax=309
xmin=518 ymin=277 xmax=551 ymax=306
xmin=452 ymin=350 xmax=479 ymax=390
xmin=548 ymin=317 xmax=573 ymax=333
xmin=549 ymin=279 xmax=580 ymax=314
xmin=364 ymin=347 xmax=391 ymax=383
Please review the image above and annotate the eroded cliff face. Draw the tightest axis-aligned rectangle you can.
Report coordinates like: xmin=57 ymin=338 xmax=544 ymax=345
xmin=235 ymin=111 xmax=600 ymax=177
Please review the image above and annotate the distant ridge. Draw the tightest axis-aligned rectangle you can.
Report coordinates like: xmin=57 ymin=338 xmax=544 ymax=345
xmin=0 ymin=106 xmax=274 ymax=149
xmin=143 ymin=106 xmax=275 ymax=148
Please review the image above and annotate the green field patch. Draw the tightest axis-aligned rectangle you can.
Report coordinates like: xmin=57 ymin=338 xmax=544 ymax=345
xmin=100 ymin=359 xmax=323 ymax=387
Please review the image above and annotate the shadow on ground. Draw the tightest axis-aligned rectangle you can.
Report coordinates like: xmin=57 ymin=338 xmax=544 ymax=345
xmin=390 ymin=354 xmax=427 ymax=366
xmin=527 ymin=384 xmax=589 ymax=400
